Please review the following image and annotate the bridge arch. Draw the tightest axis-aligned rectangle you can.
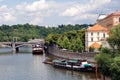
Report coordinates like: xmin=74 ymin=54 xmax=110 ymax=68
xmin=0 ymin=41 xmax=45 ymax=53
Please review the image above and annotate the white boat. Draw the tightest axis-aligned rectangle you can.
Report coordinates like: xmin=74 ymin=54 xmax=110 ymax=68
xmin=32 ymin=44 xmax=44 ymax=55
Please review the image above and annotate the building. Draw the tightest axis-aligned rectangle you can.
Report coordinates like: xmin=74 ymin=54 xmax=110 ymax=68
xmin=28 ymin=39 xmax=45 ymax=44
xmin=97 ymin=11 xmax=120 ymax=30
xmin=85 ymin=24 xmax=109 ymax=52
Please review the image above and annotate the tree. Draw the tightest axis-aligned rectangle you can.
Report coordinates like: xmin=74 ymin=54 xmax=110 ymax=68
xmin=95 ymin=52 xmax=112 ymax=80
xmin=89 ymin=47 xmax=95 ymax=52
xmin=100 ymin=47 xmax=111 ymax=54
xmin=45 ymin=33 xmax=60 ymax=45
xmin=62 ymin=36 xmax=70 ymax=49
xmin=107 ymin=24 xmax=120 ymax=53
xmin=95 ymin=24 xmax=120 ymax=80
xmin=56 ymin=30 xmax=85 ymax=51
xmin=110 ymin=56 xmax=120 ymax=80
xmin=73 ymin=37 xmax=84 ymax=52
xmin=0 ymin=23 xmax=91 ymax=42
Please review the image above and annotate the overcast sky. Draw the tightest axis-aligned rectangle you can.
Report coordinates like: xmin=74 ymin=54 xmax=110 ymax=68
xmin=0 ymin=0 xmax=119 ymax=26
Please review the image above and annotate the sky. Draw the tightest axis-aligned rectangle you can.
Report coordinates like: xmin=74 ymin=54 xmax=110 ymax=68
xmin=0 ymin=0 xmax=120 ymax=26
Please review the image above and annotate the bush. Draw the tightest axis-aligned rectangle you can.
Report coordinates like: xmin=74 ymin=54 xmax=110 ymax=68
xmin=89 ymin=47 xmax=95 ymax=52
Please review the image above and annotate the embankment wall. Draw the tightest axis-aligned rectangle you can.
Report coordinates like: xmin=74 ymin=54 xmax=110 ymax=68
xmin=48 ymin=45 xmax=98 ymax=62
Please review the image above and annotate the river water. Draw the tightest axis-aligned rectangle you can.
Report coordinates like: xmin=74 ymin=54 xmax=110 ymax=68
xmin=0 ymin=47 xmax=100 ymax=80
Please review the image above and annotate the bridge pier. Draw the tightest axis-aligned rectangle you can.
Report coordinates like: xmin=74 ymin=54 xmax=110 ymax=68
xmin=12 ymin=42 xmax=19 ymax=53
xmin=12 ymin=42 xmax=16 ymax=52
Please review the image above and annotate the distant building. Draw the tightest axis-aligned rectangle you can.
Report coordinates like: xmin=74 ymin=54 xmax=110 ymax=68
xmin=97 ymin=11 xmax=120 ymax=30
xmin=29 ymin=39 xmax=45 ymax=44
xmin=85 ymin=24 xmax=109 ymax=52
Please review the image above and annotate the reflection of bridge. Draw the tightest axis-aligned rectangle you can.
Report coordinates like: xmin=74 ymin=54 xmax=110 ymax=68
xmin=0 ymin=41 xmax=44 ymax=52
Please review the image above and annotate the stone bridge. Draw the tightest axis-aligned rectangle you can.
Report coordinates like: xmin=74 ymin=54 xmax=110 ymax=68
xmin=0 ymin=41 xmax=44 ymax=52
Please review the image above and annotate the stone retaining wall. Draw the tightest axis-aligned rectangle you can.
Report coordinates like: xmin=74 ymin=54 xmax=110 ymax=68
xmin=48 ymin=45 xmax=98 ymax=61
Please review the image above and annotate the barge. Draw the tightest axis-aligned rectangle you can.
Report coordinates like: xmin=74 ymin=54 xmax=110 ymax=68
xmin=53 ymin=59 xmax=96 ymax=72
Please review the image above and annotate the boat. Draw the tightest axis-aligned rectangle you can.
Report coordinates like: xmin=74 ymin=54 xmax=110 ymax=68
xmin=52 ymin=59 xmax=95 ymax=72
xmin=32 ymin=44 xmax=44 ymax=55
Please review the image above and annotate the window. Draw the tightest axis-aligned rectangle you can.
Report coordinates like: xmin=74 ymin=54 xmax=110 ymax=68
xmin=97 ymin=32 xmax=99 ymax=36
xmin=97 ymin=37 xmax=99 ymax=41
xmin=91 ymin=32 xmax=93 ymax=36
xmin=91 ymin=38 xmax=93 ymax=41
xmin=103 ymin=33 xmax=105 ymax=38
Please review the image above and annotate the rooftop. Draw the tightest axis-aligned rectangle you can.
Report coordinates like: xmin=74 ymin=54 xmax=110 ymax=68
xmin=86 ymin=24 xmax=108 ymax=32
xmin=109 ymin=10 xmax=120 ymax=16
xmin=100 ymin=10 xmax=120 ymax=20
xmin=90 ymin=42 xmax=101 ymax=49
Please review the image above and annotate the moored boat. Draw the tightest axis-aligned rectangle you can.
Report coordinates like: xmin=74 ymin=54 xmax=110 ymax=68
xmin=32 ymin=44 xmax=44 ymax=55
xmin=53 ymin=59 xmax=95 ymax=72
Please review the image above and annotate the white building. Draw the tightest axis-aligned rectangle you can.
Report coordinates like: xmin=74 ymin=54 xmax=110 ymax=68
xmin=85 ymin=24 xmax=109 ymax=52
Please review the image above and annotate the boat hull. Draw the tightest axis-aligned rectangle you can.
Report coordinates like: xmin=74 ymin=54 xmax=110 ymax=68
xmin=32 ymin=44 xmax=44 ymax=55
xmin=32 ymin=50 xmax=43 ymax=55
xmin=53 ymin=64 xmax=95 ymax=72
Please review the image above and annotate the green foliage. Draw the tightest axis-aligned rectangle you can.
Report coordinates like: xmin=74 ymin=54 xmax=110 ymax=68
xmin=95 ymin=53 xmax=112 ymax=76
xmin=45 ymin=33 xmax=60 ymax=45
xmin=100 ymin=47 xmax=111 ymax=54
xmin=45 ymin=29 xmax=85 ymax=52
xmin=95 ymin=24 xmax=120 ymax=80
xmin=107 ymin=24 xmax=120 ymax=53
xmin=0 ymin=23 xmax=90 ymax=42
xmin=89 ymin=47 xmax=95 ymax=52
xmin=61 ymin=36 xmax=70 ymax=49
xmin=110 ymin=56 xmax=120 ymax=80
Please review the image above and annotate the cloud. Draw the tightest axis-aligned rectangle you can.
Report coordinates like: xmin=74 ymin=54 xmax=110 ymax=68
xmin=0 ymin=0 xmax=119 ymax=26
xmin=0 ymin=5 xmax=8 ymax=11
xmin=13 ymin=0 xmax=52 ymax=24
xmin=16 ymin=0 xmax=48 ymax=12
xmin=61 ymin=0 xmax=111 ymax=17
xmin=74 ymin=14 xmax=98 ymax=20
xmin=61 ymin=5 xmax=81 ymax=17
xmin=0 ymin=5 xmax=16 ymax=22
xmin=14 ymin=0 xmax=63 ymax=25
xmin=3 ymin=13 xmax=16 ymax=21
xmin=90 ymin=0 xmax=111 ymax=6
xmin=29 ymin=12 xmax=43 ymax=25
xmin=30 ymin=17 xmax=42 ymax=25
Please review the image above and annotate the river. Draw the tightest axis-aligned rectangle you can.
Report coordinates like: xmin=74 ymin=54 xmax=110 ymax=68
xmin=0 ymin=47 xmax=100 ymax=80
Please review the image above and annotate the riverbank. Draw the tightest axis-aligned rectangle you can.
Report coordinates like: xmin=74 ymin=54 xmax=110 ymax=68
xmin=47 ymin=45 xmax=97 ymax=62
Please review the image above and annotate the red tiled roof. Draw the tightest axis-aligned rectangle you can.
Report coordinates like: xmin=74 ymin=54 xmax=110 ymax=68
xmin=87 ymin=24 xmax=108 ymax=32
xmin=103 ymin=10 xmax=120 ymax=19
xmin=109 ymin=10 xmax=120 ymax=16
xmin=90 ymin=42 xmax=101 ymax=49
